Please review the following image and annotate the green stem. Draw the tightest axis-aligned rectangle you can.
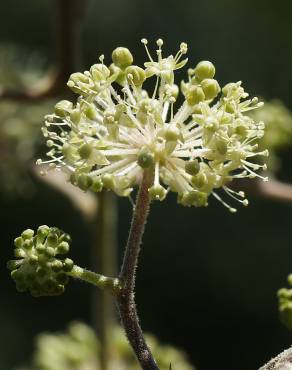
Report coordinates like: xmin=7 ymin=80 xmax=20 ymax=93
xmin=68 ymin=265 xmax=120 ymax=293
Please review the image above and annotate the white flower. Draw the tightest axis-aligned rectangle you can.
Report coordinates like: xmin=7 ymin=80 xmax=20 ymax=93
xmin=38 ymin=39 xmax=267 ymax=212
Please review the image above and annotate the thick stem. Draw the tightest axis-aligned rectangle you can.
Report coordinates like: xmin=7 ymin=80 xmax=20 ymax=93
xmin=117 ymin=170 xmax=159 ymax=370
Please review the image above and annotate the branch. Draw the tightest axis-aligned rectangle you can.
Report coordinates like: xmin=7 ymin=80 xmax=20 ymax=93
xmin=259 ymin=346 xmax=292 ymax=370
xmin=232 ymin=178 xmax=292 ymax=204
xmin=117 ymin=170 xmax=159 ymax=370
xmin=0 ymin=0 xmax=87 ymax=101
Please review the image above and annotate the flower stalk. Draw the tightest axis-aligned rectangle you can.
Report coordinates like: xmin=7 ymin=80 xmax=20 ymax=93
xmin=117 ymin=169 xmax=159 ymax=370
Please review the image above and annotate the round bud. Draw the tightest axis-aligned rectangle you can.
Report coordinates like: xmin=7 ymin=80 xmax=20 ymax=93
xmin=215 ymin=138 xmax=228 ymax=155
xmin=112 ymin=47 xmax=133 ymax=69
xmin=36 ymin=245 xmax=45 ymax=254
xmin=185 ymin=159 xmax=200 ymax=175
xmin=70 ymin=109 xmax=81 ymax=124
xmin=90 ymin=63 xmax=110 ymax=81
xmin=77 ymin=174 xmax=93 ymax=191
xmin=201 ymin=79 xmax=220 ymax=100
xmin=102 ymin=174 xmax=116 ymax=190
xmin=91 ymin=178 xmax=103 ymax=192
xmin=45 ymin=247 xmax=55 ymax=258
xmin=222 ymin=82 xmax=237 ymax=96
xmin=125 ymin=66 xmax=146 ymax=86
xmin=148 ymin=184 xmax=167 ymax=201
xmin=63 ymin=258 xmax=74 ymax=272
xmin=21 ymin=229 xmax=34 ymax=240
xmin=84 ymin=105 xmax=97 ymax=120
xmin=51 ymin=260 xmax=63 ymax=272
xmin=191 ymin=172 xmax=208 ymax=188
xmin=186 ymin=86 xmax=205 ymax=105
xmin=194 ymin=61 xmax=216 ymax=81
xmin=47 ymin=233 xmax=58 ymax=246
xmin=137 ymin=150 xmax=154 ymax=169
xmin=55 ymin=100 xmax=73 ymax=118
xmin=179 ymin=191 xmax=208 ymax=207
xmin=37 ymin=225 xmax=50 ymax=239
xmin=164 ymin=125 xmax=180 ymax=141
xmin=14 ymin=237 xmax=23 ymax=249
xmin=57 ymin=241 xmax=70 ymax=255
xmin=78 ymin=143 xmax=93 ymax=159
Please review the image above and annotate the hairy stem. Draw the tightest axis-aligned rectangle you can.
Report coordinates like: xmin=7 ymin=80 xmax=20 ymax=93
xmin=117 ymin=170 xmax=159 ymax=370
xmin=68 ymin=265 xmax=120 ymax=293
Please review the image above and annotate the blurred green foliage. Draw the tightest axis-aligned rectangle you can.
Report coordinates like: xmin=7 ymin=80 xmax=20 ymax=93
xmin=15 ymin=322 xmax=194 ymax=370
xmin=250 ymin=101 xmax=292 ymax=171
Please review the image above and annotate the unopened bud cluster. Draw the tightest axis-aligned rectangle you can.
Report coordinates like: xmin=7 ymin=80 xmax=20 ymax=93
xmin=8 ymin=226 xmax=74 ymax=297
xmin=39 ymin=39 xmax=268 ymax=212
xmin=278 ymin=275 xmax=292 ymax=330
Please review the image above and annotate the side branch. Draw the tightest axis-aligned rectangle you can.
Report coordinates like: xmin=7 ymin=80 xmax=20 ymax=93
xmin=117 ymin=170 xmax=159 ymax=370
xmin=68 ymin=265 xmax=120 ymax=294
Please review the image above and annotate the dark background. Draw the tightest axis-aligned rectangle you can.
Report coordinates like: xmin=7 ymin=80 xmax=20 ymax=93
xmin=1 ymin=0 xmax=292 ymax=369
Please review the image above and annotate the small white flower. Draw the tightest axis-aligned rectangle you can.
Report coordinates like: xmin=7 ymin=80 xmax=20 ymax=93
xmin=38 ymin=39 xmax=267 ymax=212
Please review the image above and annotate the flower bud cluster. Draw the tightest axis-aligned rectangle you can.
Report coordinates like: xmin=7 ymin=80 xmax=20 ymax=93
xmin=38 ymin=39 xmax=267 ymax=212
xmin=8 ymin=226 xmax=74 ymax=297
xmin=278 ymin=275 xmax=292 ymax=330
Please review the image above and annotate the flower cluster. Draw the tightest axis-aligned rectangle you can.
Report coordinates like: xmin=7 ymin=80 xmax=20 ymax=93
xmin=39 ymin=39 xmax=268 ymax=212
xmin=8 ymin=226 xmax=74 ymax=297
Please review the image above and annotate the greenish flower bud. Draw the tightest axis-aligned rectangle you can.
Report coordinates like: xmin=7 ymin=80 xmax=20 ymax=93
xmin=57 ymin=241 xmax=70 ymax=255
xmin=109 ymin=63 xmax=125 ymax=85
xmin=70 ymin=109 xmax=81 ymax=124
xmin=7 ymin=260 xmax=21 ymax=271
xmin=102 ymin=174 xmax=116 ymax=190
xmin=51 ymin=260 xmax=63 ymax=272
xmin=90 ymin=63 xmax=110 ymax=81
xmin=222 ymin=82 xmax=237 ymax=96
xmin=84 ymin=105 xmax=97 ymax=120
xmin=36 ymin=244 xmax=45 ymax=254
xmin=112 ymin=47 xmax=133 ymax=69
xmin=192 ymin=172 xmax=208 ymax=188
xmin=185 ymin=159 xmax=200 ymax=175
xmin=179 ymin=191 xmax=208 ymax=207
xmin=14 ymin=237 xmax=23 ymax=249
xmin=164 ymin=125 xmax=180 ymax=141
xmin=14 ymin=248 xmax=25 ymax=258
xmin=21 ymin=229 xmax=34 ymax=240
xmin=23 ymin=239 xmax=33 ymax=250
xmin=194 ymin=61 xmax=216 ymax=81
xmin=63 ymin=258 xmax=74 ymax=272
xmin=125 ymin=65 xmax=146 ymax=86
xmin=137 ymin=150 xmax=154 ymax=168
xmin=47 ymin=233 xmax=58 ymax=246
xmin=44 ymin=247 xmax=55 ymax=258
xmin=77 ymin=174 xmax=93 ymax=191
xmin=201 ymin=79 xmax=220 ymax=100
xmin=8 ymin=226 xmax=74 ymax=297
xmin=55 ymin=100 xmax=73 ymax=117
xmin=90 ymin=178 xmax=103 ymax=192
xmin=28 ymin=255 xmax=38 ymax=265
xmin=78 ymin=143 xmax=93 ymax=159
xmin=215 ymin=138 xmax=228 ymax=155
xmin=186 ymin=86 xmax=205 ymax=105
xmin=37 ymin=225 xmax=50 ymax=239
xmin=149 ymin=184 xmax=167 ymax=201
